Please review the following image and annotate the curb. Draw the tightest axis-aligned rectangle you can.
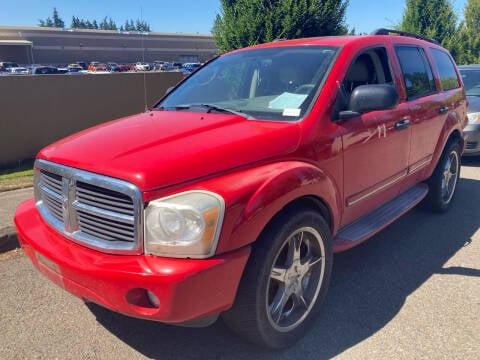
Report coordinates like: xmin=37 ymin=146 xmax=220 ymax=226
xmin=0 ymin=226 xmax=19 ymax=253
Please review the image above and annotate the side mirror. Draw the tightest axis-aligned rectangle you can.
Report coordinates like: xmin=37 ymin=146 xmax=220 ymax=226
xmin=339 ymin=84 xmax=399 ymax=119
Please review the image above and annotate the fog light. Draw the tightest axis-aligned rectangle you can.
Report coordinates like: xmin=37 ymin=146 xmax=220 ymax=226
xmin=146 ymin=290 xmax=160 ymax=308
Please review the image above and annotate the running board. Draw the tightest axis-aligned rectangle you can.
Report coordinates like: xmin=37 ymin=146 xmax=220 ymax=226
xmin=333 ymin=184 xmax=428 ymax=252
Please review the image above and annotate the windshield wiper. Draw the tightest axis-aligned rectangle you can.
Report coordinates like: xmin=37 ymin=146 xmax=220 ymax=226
xmin=197 ymin=103 xmax=255 ymax=119
xmin=159 ymin=103 xmax=254 ymax=119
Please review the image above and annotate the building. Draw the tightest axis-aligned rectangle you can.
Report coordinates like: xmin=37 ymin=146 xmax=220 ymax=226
xmin=0 ymin=26 xmax=218 ymax=65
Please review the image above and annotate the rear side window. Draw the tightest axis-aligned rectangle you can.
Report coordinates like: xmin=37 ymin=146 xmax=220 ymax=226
xmin=395 ymin=46 xmax=436 ymax=100
xmin=430 ymin=48 xmax=460 ymax=90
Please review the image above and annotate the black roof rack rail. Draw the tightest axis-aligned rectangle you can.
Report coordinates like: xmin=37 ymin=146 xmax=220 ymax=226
xmin=371 ymin=28 xmax=439 ymax=45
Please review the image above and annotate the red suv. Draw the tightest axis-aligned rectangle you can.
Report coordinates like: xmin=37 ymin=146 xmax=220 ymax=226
xmin=15 ymin=29 xmax=467 ymax=348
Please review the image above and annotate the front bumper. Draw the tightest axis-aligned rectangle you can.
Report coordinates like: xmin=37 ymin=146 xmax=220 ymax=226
xmin=14 ymin=199 xmax=250 ymax=324
xmin=463 ymin=123 xmax=480 ymax=156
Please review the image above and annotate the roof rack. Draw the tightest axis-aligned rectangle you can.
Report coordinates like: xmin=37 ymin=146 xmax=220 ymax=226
xmin=371 ymin=28 xmax=439 ymax=45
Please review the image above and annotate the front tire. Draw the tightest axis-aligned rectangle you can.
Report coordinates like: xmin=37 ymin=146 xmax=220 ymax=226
xmin=222 ymin=207 xmax=333 ymax=348
xmin=424 ymin=141 xmax=461 ymax=213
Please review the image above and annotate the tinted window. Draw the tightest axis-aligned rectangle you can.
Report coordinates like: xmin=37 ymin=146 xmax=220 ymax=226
xmin=395 ymin=46 xmax=436 ymax=100
xmin=430 ymin=48 xmax=460 ymax=90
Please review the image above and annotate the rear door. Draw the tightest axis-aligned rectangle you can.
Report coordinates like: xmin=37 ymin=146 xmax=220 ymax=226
xmin=394 ymin=46 xmax=461 ymax=175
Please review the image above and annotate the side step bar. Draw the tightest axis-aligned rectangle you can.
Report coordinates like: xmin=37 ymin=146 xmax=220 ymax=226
xmin=332 ymin=184 xmax=428 ymax=252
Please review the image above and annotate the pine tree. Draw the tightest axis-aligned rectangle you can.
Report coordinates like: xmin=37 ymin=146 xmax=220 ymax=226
xmin=52 ymin=8 xmax=65 ymax=28
xmin=399 ymin=0 xmax=458 ymax=50
xmin=457 ymin=0 xmax=480 ymax=64
xmin=212 ymin=0 xmax=349 ymax=52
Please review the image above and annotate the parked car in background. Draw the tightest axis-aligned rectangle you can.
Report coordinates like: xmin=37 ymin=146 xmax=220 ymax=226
xmin=75 ymin=61 xmax=87 ymax=70
xmin=67 ymin=63 xmax=83 ymax=73
xmin=159 ymin=61 xmax=173 ymax=71
xmin=117 ymin=64 xmax=128 ymax=72
xmin=0 ymin=61 xmax=19 ymax=71
xmin=30 ymin=66 xmax=60 ymax=75
xmin=87 ymin=62 xmax=108 ymax=72
xmin=7 ymin=66 xmax=29 ymax=74
xmin=134 ymin=61 xmax=151 ymax=71
xmin=458 ymin=65 xmax=480 ymax=156
xmin=87 ymin=61 xmax=99 ymax=71
xmin=153 ymin=60 xmax=166 ymax=70
xmin=107 ymin=62 xmax=121 ymax=72
xmin=181 ymin=62 xmax=202 ymax=76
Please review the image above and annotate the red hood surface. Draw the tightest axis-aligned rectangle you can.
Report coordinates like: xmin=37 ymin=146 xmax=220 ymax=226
xmin=38 ymin=110 xmax=301 ymax=191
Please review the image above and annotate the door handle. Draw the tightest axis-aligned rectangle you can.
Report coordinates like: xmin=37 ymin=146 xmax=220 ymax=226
xmin=395 ymin=118 xmax=410 ymax=130
xmin=439 ymin=106 xmax=449 ymax=114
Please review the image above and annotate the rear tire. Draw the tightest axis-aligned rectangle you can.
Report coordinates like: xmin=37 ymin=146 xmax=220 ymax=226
xmin=222 ymin=207 xmax=333 ymax=348
xmin=424 ymin=141 xmax=461 ymax=213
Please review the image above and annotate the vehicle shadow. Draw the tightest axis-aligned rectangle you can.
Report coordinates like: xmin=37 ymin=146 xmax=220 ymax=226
xmin=87 ymin=177 xmax=480 ymax=359
xmin=462 ymin=156 xmax=480 ymax=167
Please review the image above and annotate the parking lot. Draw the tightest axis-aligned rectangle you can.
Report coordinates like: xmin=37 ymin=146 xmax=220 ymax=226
xmin=0 ymin=157 xmax=478 ymax=359
xmin=0 ymin=60 xmax=201 ymax=77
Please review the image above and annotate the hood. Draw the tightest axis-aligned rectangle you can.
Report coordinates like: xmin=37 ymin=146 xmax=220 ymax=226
xmin=38 ymin=110 xmax=301 ymax=191
xmin=467 ymin=95 xmax=480 ymax=113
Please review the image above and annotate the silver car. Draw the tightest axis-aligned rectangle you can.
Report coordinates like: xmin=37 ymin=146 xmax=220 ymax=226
xmin=459 ymin=65 xmax=480 ymax=156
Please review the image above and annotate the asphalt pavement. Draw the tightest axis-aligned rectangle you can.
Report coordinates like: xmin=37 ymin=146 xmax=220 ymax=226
xmin=0 ymin=187 xmax=33 ymax=252
xmin=0 ymin=160 xmax=479 ymax=359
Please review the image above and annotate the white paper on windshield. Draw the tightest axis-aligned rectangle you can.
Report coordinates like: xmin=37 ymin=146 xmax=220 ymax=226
xmin=282 ymin=108 xmax=301 ymax=117
xmin=268 ymin=92 xmax=308 ymax=111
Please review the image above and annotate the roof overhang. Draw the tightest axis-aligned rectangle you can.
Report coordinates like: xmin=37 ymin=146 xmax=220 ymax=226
xmin=0 ymin=40 xmax=32 ymax=46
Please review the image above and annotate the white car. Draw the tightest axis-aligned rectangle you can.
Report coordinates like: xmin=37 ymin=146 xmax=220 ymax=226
xmin=134 ymin=62 xmax=151 ymax=71
xmin=7 ymin=66 xmax=30 ymax=75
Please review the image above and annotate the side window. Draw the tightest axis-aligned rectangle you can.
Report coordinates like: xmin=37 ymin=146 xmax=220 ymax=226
xmin=430 ymin=48 xmax=460 ymax=90
xmin=334 ymin=47 xmax=393 ymax=113
xmin=395 ymin=46 xmax=436 ymax=100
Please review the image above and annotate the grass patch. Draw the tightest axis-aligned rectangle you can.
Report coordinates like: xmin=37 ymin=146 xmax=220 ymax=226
xmin=0 ymin=160 xmax=35 ymax=192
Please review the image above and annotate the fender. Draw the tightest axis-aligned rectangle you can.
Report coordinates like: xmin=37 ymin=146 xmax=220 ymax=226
xmin=424 ymin=101 xmax=467 ymax=178
xmin=174 ymin=161 xmax=343 ymax=254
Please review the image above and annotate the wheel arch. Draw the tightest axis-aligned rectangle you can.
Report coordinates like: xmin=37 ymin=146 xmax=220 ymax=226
xmin=426 ymin=123 xmax=465 ymax=179
xmin=215 ymin=162 xmax=341 ymax=254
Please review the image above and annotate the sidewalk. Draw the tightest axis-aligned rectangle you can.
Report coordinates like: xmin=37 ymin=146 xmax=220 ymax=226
xmin=0 ymin=187 xmax=34 ymax=252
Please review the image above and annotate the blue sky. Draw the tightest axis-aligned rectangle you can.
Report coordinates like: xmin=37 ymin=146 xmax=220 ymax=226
xmin=0 ymin=0 xmax=468 ymax=35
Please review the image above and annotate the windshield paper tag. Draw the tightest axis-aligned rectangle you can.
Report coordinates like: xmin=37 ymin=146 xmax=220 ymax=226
xmin=283 ymin=108 xmax=301 ymax=117
xmin=269 ymin=92 xmax=307 ymax=110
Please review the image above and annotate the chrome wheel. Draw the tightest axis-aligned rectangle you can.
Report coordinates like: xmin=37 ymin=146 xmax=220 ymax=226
xmin=266 ymin=227 xmax=326 ymax=332
xmin=423 ymin=141 xmax=461 ymax=213
xmin=222 ymin=209 xmax=332 ymax=348
xmin=441 ymin=150 xmax=459 ymax=204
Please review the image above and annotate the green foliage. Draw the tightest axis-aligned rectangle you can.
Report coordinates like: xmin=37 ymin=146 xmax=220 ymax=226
xmin=39 ymin=7 xmax=64 ymax=28
xmin=212 ymin=0 xmax=349 ymax=52
xmin=399 ymin=0 xmax=480 ymax=64
xmin=39 ymin=8 xmax=151 ymax=32
xmin=399 ymin=0 xmax=458 ymax=44
xmin=456 ymin=0 xmax=480 ymax=64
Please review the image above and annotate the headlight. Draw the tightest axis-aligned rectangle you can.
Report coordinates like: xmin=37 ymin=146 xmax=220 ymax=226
xmin=467 ymin=112 xmax=480 ymax=124
xmin=144 ymin=191 xmax=224 ymax=258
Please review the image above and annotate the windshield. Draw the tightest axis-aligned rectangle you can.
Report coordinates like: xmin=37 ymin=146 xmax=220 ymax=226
xmin=156 ymin=46 xmax=338 ymax=121
xmin=459 ymin=68 xmax=480 ymax=96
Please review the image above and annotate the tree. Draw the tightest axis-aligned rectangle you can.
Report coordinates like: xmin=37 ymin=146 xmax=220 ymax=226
xmin=52 ymin=8 xmax=65 ymax=28
xmin=399 ymin=0 xmax=458 ymax=57
xmin=212 ymin=0 xmax=349 ymax=52
xmin=457 ymin=0 xmax=480 ymax=64
xmin=38 ymin=18 xmax=54 ymax=27
xmin=39 ymin=8 xmax=65 ymax=28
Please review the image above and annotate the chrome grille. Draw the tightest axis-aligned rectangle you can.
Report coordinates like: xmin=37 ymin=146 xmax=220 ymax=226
xmin=34 ymin=159 xmax=143 ymax=254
